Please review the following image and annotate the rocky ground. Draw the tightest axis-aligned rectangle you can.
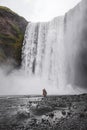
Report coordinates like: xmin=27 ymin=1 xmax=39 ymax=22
xmin=0 ymin=94 xmax=87 ymax=130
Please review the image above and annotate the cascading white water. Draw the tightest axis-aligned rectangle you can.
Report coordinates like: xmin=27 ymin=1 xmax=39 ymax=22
xmin=22 ymin=16 xmax=67 ymax=89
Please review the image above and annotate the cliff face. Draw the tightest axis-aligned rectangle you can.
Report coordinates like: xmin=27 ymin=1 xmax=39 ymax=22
xmin=65 ymin=0 xmax=87 ymax=88
xmin=0 ymin=6 xmax=28 ymax=67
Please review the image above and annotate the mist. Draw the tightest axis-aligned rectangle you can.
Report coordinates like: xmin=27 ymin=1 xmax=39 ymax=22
xmin=0 ymin=65 xmax=86 ymax=95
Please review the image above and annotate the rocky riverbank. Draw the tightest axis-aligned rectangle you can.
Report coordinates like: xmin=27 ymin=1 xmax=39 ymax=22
xmin=0 ymin=94 xmax=87 ymax=130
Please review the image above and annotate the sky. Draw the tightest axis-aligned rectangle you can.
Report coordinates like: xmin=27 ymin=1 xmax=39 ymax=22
xmin=0 ymin=0 xmax=81 ymax=22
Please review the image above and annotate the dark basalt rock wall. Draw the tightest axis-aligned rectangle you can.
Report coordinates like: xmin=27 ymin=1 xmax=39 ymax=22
xmin=0 ymin=6 xmax=28 ymax=67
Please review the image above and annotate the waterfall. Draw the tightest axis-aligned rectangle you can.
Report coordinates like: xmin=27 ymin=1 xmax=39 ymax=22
xmin=22 ymin=16 xmax=67 ymax=88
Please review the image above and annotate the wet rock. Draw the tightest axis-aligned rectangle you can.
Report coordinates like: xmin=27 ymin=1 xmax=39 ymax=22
xmin=31 ymin=105 xmax=53 ymax=115
xmin=30 ymin=103 xmax=38 ymax=109
xmin=67 ymin=111 xmax=71 ymax=116
xmin=79 ymin=113 xmax=85 ymax=118
xmin=41 ymin=115 xmax=48 ymax=122
xmin=62 ymin=110 xmax=66 ymax=116
xmin=29 ymin=118 xmax=37 ymax=126
xmin=73 ymin=105 xmax=77 ymax=109
xmin=17 ymin=108 xmax=30 ymax=119
xmin=1 ymin=94 xmax=87 ymax=130
xmin=48 ymin=112 xmax=54 ymax=118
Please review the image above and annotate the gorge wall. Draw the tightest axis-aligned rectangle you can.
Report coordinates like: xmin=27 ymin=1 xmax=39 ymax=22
xmin=0 ymin=6 xmax=27 ymax=67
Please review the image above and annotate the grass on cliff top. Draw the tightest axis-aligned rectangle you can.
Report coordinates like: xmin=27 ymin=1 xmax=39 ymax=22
xmin=0 ymin=6 xmax=21 ymax=17
xmin=0 ymin=6 xmax=25 ymax=19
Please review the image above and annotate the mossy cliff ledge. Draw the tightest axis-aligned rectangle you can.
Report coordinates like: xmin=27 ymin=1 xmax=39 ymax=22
xmin=0 ymin=6 xmax=28 ymax=67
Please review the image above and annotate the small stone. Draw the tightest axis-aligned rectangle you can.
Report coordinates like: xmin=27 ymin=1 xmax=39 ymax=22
xmin=49 ymin=112 xmax=54 ymax=118
xmin=62 ymin=110 xmax=66 ymax=116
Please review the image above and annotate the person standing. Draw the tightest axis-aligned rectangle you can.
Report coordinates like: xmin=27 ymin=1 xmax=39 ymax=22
xmin=42 ymin=88 xmax=47 ymax=97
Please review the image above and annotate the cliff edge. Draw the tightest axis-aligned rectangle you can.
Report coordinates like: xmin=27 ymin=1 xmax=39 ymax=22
xmin=0 ymin=6 xmax=28 ymax=67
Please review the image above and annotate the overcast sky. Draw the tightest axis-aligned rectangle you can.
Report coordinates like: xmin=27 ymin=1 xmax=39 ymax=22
xmin=0 ymin=0 xmax=81 ymax=22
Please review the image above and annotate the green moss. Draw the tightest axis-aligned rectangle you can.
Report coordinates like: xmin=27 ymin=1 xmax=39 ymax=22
xmin=0 ymin=6 xmax=27 ymax=66
xmin=0 ymin=34 xmax=14 ymax=39
xmin=0 ymin=52 xmax=6 ymax=58
xmin=0 ymin=28 xmax=24 ymax=65
xmin=0 ymin=50 xmax=6 ymax=62
xmin=11 ymin=24 xmax=20 ymax=34
xmin=0 ymin=34 xmax=16 ymax=44
xmin=14 ymin=34 xmax=24 ymax=65
xmin=0 ymin=6 xmax=17 ymax=15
